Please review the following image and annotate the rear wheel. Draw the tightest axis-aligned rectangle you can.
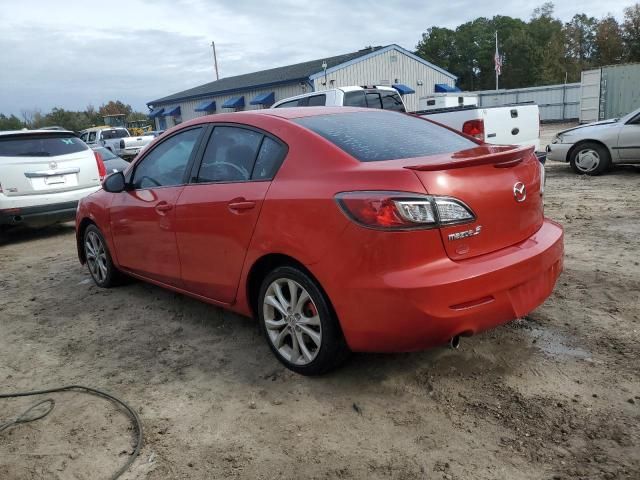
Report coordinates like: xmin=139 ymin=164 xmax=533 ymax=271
xmin=83 ymin=225 xmax=121 ymax=288
xmin=570 ymin=142 xmax=610 ymax=175
xmin=258 ymin=266 xmax=350 ymax=375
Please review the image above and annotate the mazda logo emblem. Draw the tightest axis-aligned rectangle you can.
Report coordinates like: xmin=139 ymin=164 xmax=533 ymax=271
xmin=513 ymin=182 xmax=526 ymax=202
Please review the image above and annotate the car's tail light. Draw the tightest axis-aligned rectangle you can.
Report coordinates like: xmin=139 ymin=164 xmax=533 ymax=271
xmin=462 ymin=119 xmax=484 ymax=141
xmin=336 ymin=192 xmax=475 ymax=230
xmin=94 ymin=150 xmax=107 ymax=181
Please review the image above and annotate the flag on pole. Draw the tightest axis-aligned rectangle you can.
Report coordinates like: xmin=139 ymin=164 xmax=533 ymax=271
xmin=494 ymin=33 xmax=502 ymax=76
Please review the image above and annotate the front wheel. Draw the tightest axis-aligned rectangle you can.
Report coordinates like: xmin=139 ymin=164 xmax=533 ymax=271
xmin=258 ymin=266 xmax=350 ymax=375
xmin=569 ymin=142 xmax=611 ymax=175
xmin=83 ymin=225 xmax=121 ymax=288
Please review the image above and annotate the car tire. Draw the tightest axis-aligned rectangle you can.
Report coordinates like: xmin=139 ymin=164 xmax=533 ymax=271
xmin=258 ymin=266 xmax=350 ymax=375
xmin=569 ymin=142 xmax=611 ymax=175
xmin=83 ymin=225 xmax=121 ymax=288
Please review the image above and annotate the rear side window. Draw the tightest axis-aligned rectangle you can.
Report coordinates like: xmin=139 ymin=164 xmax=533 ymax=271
xmin=197 ymin=127 xmax=263 ymax=182
xmin=365 ymin=92 xmax=382 ymax=109
xmin=307 ymin=94 xmax=326 ymax=107
xmin=252 ymin=137 xmax=286 ymax=180
xmin=381 ymin=92 xmax=406 ymax=112
xmin=0 ymin=134 xmax=88 ymax=157
xmin=343 ymin=91 xmax=366 ymax=107
xmin=294 ymin=111 xmax=476 ymax=162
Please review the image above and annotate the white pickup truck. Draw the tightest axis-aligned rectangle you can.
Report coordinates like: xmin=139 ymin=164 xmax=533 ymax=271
xmin=79 ymin=127 xmax=154 ymax=160
xmin=272 ymin=86 xmax=541 ymax=152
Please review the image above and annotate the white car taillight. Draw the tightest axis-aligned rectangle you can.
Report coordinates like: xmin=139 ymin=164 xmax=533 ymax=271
xmin=539 ymin=161 xmax=546 ymax=196
xmin=394 ymin=200 xmax=436 ymax=224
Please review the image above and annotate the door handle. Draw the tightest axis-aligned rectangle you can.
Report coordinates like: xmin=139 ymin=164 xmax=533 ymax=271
xmin=155 ymin=202 xmax=173 ymax=214
xmin=228 ymin=199 xmax=256 ymax=211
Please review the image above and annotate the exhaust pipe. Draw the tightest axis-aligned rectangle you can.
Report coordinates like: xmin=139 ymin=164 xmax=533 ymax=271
xmin=449 ymin=335 xmax=460 ymax=349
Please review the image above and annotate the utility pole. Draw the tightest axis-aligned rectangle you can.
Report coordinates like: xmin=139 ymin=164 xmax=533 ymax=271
xmin=211 ymin=41 xmax=220 ymax=80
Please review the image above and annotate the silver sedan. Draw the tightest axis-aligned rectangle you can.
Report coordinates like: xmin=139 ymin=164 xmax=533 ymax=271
xmin=546 ymin=107 xmax=640 ymax=175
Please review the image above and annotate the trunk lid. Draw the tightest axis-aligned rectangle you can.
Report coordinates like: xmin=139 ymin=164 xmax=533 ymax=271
xmin=406 ymin=145 xmax=544 ymax=260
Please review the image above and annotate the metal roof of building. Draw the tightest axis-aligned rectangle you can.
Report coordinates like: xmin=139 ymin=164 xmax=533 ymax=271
xmin=148 ymin=44 xmax=455 ymax=106
xmin=148 ymin=46 xmax=386 ymax=105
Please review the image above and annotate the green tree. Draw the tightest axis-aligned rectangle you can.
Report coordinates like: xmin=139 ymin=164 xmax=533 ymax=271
xmin=43 ymin=108 xmax=91 ymax=132
xmin=415 ymin=27 xmax=459 ymax=76
xmin=594 ymin=16 xmax=624 ymax=65
xmin=564 ymin=14 xmax=598 ymax=77
xmin=98 ymin=100 xmax=133 ymax=118
xmin=622 ymin=3 xmax=640 ymax=61
xmin=0 ymin=114 xmax=24 ymax=131
xmin=528 ymin=2 xmax=566 ymax=84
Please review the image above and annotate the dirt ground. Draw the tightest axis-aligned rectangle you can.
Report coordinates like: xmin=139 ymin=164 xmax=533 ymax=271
xmin=1 ymin=142 xmax=639 ymax=479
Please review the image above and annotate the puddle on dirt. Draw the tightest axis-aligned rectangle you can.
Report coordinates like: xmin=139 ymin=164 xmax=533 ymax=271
xmin=520 ymin=321 xmax=592 ymax=361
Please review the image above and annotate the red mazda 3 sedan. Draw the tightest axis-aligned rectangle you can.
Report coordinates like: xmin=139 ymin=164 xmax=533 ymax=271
xmin=76 ymin=108 xmax=563 ymax=375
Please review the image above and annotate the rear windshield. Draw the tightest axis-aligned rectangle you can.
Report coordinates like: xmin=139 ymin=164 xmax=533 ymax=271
xmin=101 ymin=129 xmax=129 ymax=139
xmin=293 ymin=111 xmax=476 ymax=162
xmin=0 ymin=134 xmax=88 ymax=157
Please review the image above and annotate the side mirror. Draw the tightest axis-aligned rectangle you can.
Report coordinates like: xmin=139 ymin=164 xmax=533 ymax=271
xmin=103 ymin=171 xmax=126 ymax=193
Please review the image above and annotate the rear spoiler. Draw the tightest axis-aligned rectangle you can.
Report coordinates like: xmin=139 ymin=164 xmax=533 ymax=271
xmin=404 ymin=145 xmax=535 ymax=171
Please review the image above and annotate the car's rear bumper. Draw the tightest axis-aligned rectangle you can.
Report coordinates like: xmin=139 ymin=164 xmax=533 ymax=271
xmin=0 ymin=200 xmax=79 ymax=226
xmin=546 ymin=143 xmax=571 ymax=162
xmin=327 ymin=219 xmax=564 ymax=352
xmin=0 ymin=185 xmax=100 ymax=226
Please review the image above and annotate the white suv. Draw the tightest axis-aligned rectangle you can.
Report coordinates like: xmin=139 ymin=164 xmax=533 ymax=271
xmin=271 ymin=86 xmax=407 ymax=111
xmin=0 ymin=130 xmax=103 ymax=228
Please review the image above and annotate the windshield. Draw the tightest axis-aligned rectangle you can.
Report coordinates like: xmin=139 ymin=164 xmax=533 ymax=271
xmin=0 ymin=134 xmax=88 ymax=157
xmin=294 ymin=111 xmax=476 ymax=162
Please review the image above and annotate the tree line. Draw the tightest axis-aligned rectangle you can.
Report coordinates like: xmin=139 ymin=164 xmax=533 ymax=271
xmin=0 ymin=101 xmax=148 ymax=132
xmin=415 ymin=2 xmax=640 ymax=91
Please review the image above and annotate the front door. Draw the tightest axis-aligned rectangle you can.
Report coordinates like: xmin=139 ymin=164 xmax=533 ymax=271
xmin=110 ymin=126 xmax=204 ymax=286
xmin=176 ymin=125 xmax=287 ymax=303
xmin=617 ymin=114 xmax=640 ymax=161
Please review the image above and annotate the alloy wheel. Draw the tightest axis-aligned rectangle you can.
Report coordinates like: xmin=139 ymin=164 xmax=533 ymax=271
xmin=262 ymin=278 xmax=322 ymax=365
xmin=85 ymin=230 xmax=108 ymax=284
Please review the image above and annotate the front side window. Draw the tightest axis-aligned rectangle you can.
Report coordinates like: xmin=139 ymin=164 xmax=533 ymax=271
xmin=197 ymin=127 xmax=262 ymax=183
xmin=132 ymin=127 xmax=202 ymax=189
xmin=88 ymin=131 xmax=96 ymax=143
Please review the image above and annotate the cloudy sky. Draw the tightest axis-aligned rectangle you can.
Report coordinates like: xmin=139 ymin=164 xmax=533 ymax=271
xmin=0 ymin=0 xmax=632 ymax=116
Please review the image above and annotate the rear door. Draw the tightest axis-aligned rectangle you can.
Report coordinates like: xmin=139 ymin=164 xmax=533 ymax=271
xmin=0 ymin=132 xmax=99 ymax=196
xmin=175 ymin=125 xmax=287 ymax=303
xmin=482 ymin=105 xmax=540 ymax=150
